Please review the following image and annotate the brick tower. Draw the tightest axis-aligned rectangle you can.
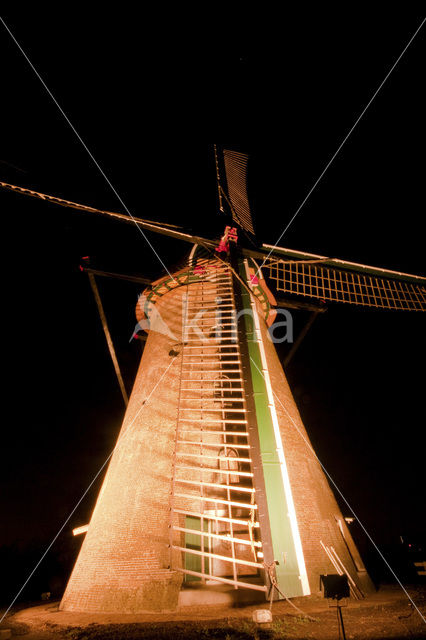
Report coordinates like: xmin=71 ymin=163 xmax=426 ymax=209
xmin=60 ymin=256 xmax=374 ymax=613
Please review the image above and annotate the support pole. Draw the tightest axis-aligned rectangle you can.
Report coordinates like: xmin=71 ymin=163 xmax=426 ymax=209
xmin=338 ymin=604 xmax=347 ymax=640
xmin=87 ymin=272 xmax=129 ymax=407
xmin=284 ymin=311 xmax=321 ymax=367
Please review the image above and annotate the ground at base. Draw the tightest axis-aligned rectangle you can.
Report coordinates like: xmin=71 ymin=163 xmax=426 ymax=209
xmin=1 ymin=584 xmax=425 ymax=640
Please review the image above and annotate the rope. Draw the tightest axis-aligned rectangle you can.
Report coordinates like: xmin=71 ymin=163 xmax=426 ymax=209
xmin=264 ymin=562 xmax=317 ymax=622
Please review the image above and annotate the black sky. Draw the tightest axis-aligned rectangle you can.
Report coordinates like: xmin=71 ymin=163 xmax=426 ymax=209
xmin=0 ymin=8 xmax=425 ymax=601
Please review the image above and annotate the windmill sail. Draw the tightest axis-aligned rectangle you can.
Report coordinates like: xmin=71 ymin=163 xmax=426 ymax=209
xmin=223 ymin=149 xmax=255 ymax=235
xmin=258 ymin=244 xmax=426 ymax=312
xmin=264 ymin=258 xmax=426 ymax=311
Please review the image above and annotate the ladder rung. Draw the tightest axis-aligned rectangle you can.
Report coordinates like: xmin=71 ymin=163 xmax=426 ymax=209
xmin=184 ymin=338 xmax=237 ymax=343
xmin=180 ymin=387 xmax=245 ymax=391
xmin=181 ymin=389 xmax=244 ymax=393
xmin=185 ymin=295 xmax=234 ymax=301
xmin=175 ymin=478 xmax=255 ymax=492
xmin=175 ymin=451 xmax=251 ymax=463
xmin=180 ymin=377 xmax=244 ymax=380
xmin=182 ymin=365 xmax=241 ymax=369
xmin=184 ymin=347 xmax=240 ymax=352
xmin=180 ymin=376 xmax=244 ymax=379
xmin=186 ymin=312 xmax=235 ymax=318
xmin=181 ymin=370 xmax=242 ymax=374
xmin=185 ymin=316 xmax=235 ymax=321
xmin=173 ymin=525 xmax=261 ymax=547
xmin=182 ymin=359 xmax=241 ymax=364
xmin=180 ymin=398 xmax=245 ymax=403
xmin=175 ymin=465 xmax=253 ymax=478
xmin=172 ymin=508 xmax=258 ymax=525
xmin=174 ymin=568 xmax=267 ymax=592
xmin=178 ymin=430 xmax=249 ymax=436
xmin=183 ymin=304 xmax=236 ymax=316
xmin=186 ymin=310 xmax=235 ymax=316
xmin=180 ymin=384 xmax=243 ymax=388
xmin=183 ymin=336 xmax=237 ymax=341
xmin=183 ymin=353 xmax=240 ymax=359
xmin=182 ymin=366 xmax=242 ymax=370
xmin=182 ymin=364 xmax=242 ymax=368
xmin=181 ymin=391 xmax=245 ymax=396
xmin=181 ymin=371 xmax=242 ymax=375
xmin=184 ymin=332 xmax=237 ymax=338
xmin=183 ymin=329 xmax=238 ymax=334
xmin=184 ymin=323 xmax=237 ymax=328
xmin=182 ymin=392 xmax=244 ymax=397
xmin=179 ymin=408 xmax=247 ymax=413
xmin=174 ymin=493 xmax=257 ymax=510
xmin=184 ymin=318 xmax=238 ymax=327
xmin=184 ymin=333 xmax=237 ymax=338
xmin=184 ymin=326 xmax=236 ymax=331
xmin=172 ymin=546 xmax=263 ymax=569
xmin=177 ymin=440 xmax=250 ymax=449
xmin=184 ymin=328 xmax=237 ymax=333
xmin=178 ymin=419 xmax=248 ymax=424
xmin=183 ymin=350 xmax=240 ymax=355
xmin=186 ymin=304 xmax=234 ymax=310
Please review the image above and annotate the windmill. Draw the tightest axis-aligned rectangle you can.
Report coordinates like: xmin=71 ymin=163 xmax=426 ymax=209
xmin=1 ymin=147 xmax=425 ymax=614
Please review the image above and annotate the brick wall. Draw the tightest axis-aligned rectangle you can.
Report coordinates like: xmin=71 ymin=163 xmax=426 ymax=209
xmin=61 ymin=275 xmax=374 ymax=613
xmin=60 ymin=287 xmax=186 ymax=613
xmin=260 ymin=314 xmax=374 ymax=596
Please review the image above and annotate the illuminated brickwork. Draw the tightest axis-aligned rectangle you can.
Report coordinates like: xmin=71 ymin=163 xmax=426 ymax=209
xmin=60 ymin=287 xmax=186 ymax=613
xmin=61 ymin=270 xmax=373 ymax=613
xmin=259 ymin=314 xmax=374 ymax=596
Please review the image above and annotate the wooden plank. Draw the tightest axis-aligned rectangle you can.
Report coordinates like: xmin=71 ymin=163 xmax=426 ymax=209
xmin=176 ymin=568 xmax=267 ymax=592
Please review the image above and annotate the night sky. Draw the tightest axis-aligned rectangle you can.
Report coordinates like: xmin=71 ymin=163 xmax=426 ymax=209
xmin=0 ymin=8 xmax=425 ymax=603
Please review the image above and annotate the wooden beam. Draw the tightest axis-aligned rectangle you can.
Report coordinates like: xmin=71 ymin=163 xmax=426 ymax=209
xmin=275 ymin=297 xmax=328 ymax=313
xmin=87 ymin=273 xmax=129 ymax=407
xmin=284 ymin=311 xmax=321 ymax=367
xmin=262 ymin=243 xmax=426 ymax=284
xmin=80 ymin=265 xmax=151 ymax=285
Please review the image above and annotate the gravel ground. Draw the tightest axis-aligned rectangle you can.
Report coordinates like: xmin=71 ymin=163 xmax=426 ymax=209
xmin=1 ymin=584 xmax=425 ymax=640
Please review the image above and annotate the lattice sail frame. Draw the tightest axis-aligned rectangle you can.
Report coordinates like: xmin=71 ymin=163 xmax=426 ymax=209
xmin=263 ymin=258 xmax=426 ymax=311
xmin=223 ymin=149 xmax=255 ymax=235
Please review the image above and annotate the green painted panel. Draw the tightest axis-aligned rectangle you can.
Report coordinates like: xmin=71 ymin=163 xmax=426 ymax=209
xmin=238 ymin=260 xmax=304 ymax=598
xmin=184 ymin=516 xmax=209 ymax=582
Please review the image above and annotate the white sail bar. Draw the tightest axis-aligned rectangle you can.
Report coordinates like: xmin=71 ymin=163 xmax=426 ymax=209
xmin=173 ymin=525 xmax=262 ymax=547
xmin=175 ymin=478 xmax=255 ymax=493
xmin=173 ymin=546 xmax=263 ymax=569
xmin=174 ymin=493 xmax=258 ymax=510
xmin=173 ymin=508 xmax=260 ymax=527
xmin=176 ymin=568 xmax=267 ymax=592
